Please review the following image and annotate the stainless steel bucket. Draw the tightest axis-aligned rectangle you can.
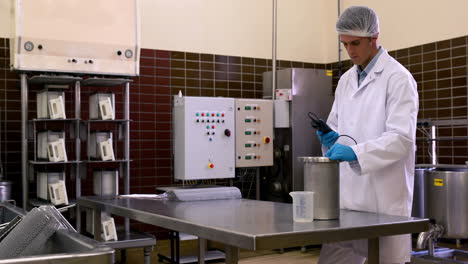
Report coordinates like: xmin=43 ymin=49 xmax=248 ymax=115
xmin=0 ymin=181 xmax=12 ymax=201
xmin=426 ymin=168 xmax=468 ymax=238
xmin=298 ymin=157 xmax=339 ymax=220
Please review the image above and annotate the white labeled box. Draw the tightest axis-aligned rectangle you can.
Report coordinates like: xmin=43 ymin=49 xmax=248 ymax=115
xmin=36 ymin=89 xmax=66 ymax=119
xmin=37 ymin=130 xmax=66 ymax=160
xmin=49 ymin=180 xmax=69 ymax=205
xmin=89 ymin=93 xmax=115 ymax=120
xmin=88 ymin=131 xmax=114 ymax=160
xmin=36 ymin=171 xmax=65 ymax=201
xmin=173 ymin=96 xmax=235 ymax=180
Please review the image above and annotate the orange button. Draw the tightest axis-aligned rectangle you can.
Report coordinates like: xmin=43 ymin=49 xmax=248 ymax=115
xmin=257 ymin=130 xmax=261 ymax=135
xmin=257 ymin=119 xmax=261 ymax=123
xmin=257 ymin=106 xmax=261 ymax=110
xmin=258 ymin=155 xmax=261 ymax=159
xmin=208 ymin=163 xmax=214 ymax=169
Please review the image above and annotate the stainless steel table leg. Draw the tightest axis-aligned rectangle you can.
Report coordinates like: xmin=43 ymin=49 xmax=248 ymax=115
xmin=198 ymin=237 xmax=206 ymax=264
xmin=368 ymin=237 xmax=379 ymax=264
xmin=143 ymin=247 xmax=152 ymax=264
xmin=225 ymin=245 xmax=239 ymax=264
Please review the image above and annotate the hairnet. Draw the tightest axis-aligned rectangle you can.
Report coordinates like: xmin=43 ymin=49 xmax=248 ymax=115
xmin=336 ymin=6 xmax=379 ymax=37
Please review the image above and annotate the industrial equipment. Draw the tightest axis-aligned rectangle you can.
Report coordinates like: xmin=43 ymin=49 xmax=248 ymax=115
xmin=262 ymin=68 xmax=334 ymax=201
xmin=10 ymin=0 xmax=140 ymax=76
xmin=235 ymin=99 xmax=273 ymax=167
xmin=173 ymin=96 xmax=235 ymax=180
xmin=426 ymin=168 xmax=468 ymax=239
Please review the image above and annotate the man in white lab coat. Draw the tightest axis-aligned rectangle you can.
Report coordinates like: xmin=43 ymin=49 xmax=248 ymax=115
xmin=316 ymin=6 xmax=419 ymax=264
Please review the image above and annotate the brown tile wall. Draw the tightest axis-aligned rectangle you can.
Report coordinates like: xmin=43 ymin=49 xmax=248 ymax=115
xmin=330 ymin=36 xmax=468 ymax=165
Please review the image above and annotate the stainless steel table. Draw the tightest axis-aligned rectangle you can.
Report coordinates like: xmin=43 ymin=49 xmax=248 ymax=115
xmin=78 ymin=196 xmax=429 ymax=264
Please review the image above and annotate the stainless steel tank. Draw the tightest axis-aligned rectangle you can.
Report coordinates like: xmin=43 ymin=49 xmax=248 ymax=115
xmin=412 ymin=168 xmax=429 ymax=218
xmin=299 ymin=157 xmax=339 ymax=220
xmin=426 ymin=168 xmax=468 ymax=238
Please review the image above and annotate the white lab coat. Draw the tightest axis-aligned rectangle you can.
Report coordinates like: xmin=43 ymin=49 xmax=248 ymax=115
xmin=322 ymin=48 xmax=419 ymax=263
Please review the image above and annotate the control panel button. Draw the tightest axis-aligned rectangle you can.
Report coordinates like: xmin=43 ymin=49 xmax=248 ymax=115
xmin=263 ymin=137 xmax=271 ymax=144
xmin=224 ymin=129 xmax=231 ymax=137
xmin=208 ymin=163 xmax=214 ymax=168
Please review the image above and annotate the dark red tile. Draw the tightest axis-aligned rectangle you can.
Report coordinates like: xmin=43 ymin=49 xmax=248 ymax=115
xmin=140 ymin=48 xmax=155 ymax=57
xmin=156 ymin=59 xmax=170 ymax=68
xmin=156 ymin=77 xmax=170 ymax=86
xmin=215 ymin=55 xmax=228 ymax=63
xmin=229 ymin=56 xmax=241 ymax=64
xmin=171 ymin=51 xmax=185 ymax=59
xmin=156 ymin=50 xmax=170 ymax=59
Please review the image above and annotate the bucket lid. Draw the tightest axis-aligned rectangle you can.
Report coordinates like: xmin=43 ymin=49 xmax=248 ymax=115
xmin=297 ymin=156 xmax=338 ymax=163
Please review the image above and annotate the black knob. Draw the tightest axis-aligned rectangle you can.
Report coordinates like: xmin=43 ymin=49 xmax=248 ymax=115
xmin=117 ymin=51 xmax=122 ymax=56
xmin=224 ymin=129 xmax=231 ymax=137
xmin=38 ymin=44 xmax=43 ymax=50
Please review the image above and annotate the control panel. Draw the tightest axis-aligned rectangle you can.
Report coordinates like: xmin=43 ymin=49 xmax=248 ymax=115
xmin=173 ymin=96 xmax=235 ymax=180
xmin=235 ymin=99 xmax=273 ymax=167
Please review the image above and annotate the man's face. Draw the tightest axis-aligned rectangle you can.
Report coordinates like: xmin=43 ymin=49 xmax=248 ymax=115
xmin=340 ymin=35 xmax=377 ymax=68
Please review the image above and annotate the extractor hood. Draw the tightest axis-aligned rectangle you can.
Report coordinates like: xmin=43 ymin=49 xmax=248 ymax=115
xmin=10 ymin=0 xmax=140 ymax=76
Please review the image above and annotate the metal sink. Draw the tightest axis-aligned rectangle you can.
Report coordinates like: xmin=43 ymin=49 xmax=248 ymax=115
xmin=0 ymin=202 xmax=114 ymax=264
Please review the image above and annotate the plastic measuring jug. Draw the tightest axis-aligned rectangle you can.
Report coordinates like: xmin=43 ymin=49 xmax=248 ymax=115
xmin=289 ymin=191 xmax=314 ymax=222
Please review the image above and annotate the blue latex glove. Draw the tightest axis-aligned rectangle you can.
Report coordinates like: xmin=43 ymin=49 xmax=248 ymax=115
xmin=316 ymin=130 xmax=339 ymax=148
xmin=325 ymin=143 xmax=357 ymax=161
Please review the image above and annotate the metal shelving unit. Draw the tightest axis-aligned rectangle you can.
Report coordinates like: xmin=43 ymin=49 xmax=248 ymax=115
xmin=20 ymin=74 xmax=131 ymax=224
xmin=21 ymin=74 xmax=155 ymax=263
xmin=21 ymin=73 xmax=82 ymax=210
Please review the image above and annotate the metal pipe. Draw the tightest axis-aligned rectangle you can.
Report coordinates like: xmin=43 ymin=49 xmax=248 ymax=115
xmin=21 ymin=74 xmax=28 ymax=209
xmin=431 ymin=125 xmax=437 ymax=165
xmin=75 ymin=80 xmax=81 ymax=232
xmin=124 ymin=81 xmax=130 ymax=233
xmin=271 ymin=0 xmax=277 ymax=99
xmin=75 ymin=80 xmax=81 ymax=196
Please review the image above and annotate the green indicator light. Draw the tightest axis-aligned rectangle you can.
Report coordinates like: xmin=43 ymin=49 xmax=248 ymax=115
xmin=245 ymin=156 xmax=252 ymax=160
xmin=245 ymin=106 xmax=251 ymax=110
xmin=245 ymin=144 xmax=251 ymax=147
xmin=245 ymin=131 xmax=251 ymax=135
xmin=245 ymin=119 xmax=251 ymax=123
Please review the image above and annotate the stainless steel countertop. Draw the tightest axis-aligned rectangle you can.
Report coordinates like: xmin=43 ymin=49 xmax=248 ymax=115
xmin=78 ymin=197 xmax=429 ymax=251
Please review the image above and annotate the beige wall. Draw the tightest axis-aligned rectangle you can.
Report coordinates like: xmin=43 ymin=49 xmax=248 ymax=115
xmin=0 ymin=0 xmax=12 ymax=38
xmin=333 ymin=0 xmax=468 ymax=61
xmin=1 ymin=0 xmax=468 ymax=63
